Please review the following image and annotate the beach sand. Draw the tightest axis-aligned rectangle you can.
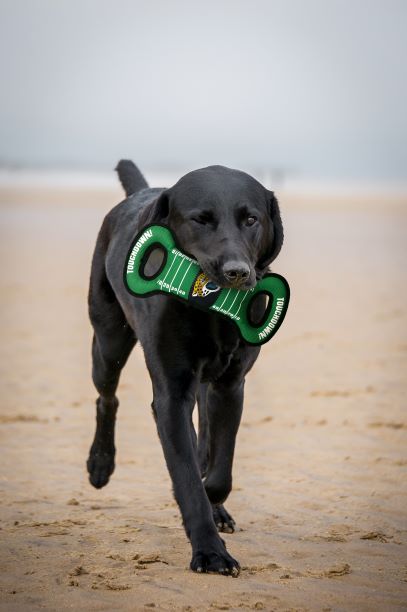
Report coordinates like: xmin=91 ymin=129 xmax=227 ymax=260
xmin=0 ymin=182 xmax=406 ymax=611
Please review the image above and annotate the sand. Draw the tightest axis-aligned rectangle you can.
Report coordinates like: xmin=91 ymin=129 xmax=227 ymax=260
xmin=0 ymin=182 xmax=406 ymax=611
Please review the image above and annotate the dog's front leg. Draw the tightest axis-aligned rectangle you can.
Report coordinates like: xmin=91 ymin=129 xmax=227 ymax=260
xmin=150 ymin=371 xmax=240 ymax=576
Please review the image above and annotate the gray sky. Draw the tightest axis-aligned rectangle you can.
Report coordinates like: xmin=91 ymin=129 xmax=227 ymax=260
xmin=0 ymin=0 xmax=406 ymax=181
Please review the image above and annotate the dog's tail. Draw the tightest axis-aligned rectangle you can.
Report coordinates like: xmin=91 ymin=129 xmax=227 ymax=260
xmin=115 ymin=159 xmax=148 ymax=197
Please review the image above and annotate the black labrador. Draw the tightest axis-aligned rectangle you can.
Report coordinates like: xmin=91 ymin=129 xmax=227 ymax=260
xmin=87 ymin=160 xmax=284 ymax=575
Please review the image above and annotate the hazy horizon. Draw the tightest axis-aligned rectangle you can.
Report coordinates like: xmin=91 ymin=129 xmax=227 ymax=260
xmin=1 ymin=0 xmax=406 ymax=182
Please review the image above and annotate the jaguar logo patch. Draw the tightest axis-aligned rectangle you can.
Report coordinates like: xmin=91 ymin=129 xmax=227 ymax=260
xmin=192 ymin=272 xmax=220 ymax=298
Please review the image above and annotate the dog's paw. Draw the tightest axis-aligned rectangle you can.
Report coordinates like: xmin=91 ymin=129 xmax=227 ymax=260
xmin=190 ymin=539 xmax=240 ymax=576
xmin=86 ymin=447 xmax=115 ymax=489
xmin=212 ymin=504 xmax=236 ymax=533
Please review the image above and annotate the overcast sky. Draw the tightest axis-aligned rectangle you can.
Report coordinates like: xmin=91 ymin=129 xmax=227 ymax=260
xmin=0 ymin=0 xmax=406 ymax=181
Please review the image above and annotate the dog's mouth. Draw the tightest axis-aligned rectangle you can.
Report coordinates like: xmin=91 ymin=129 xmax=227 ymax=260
xmin=199 ymin=262 xmax=256 ymax=291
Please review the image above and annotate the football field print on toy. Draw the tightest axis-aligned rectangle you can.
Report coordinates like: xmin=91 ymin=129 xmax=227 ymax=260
xmin=124 ymin=224 xmax=290 ymax=346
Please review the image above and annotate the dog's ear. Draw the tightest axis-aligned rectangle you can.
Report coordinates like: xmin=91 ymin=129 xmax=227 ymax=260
xmin=138 ymin=189 xmax=170 ymax=226
xmin=256 ymin=190 xmax=284 ymax=274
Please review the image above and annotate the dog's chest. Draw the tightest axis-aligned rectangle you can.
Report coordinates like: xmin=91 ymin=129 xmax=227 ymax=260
xmin=191 ymin=310 xmax=240 ymax=382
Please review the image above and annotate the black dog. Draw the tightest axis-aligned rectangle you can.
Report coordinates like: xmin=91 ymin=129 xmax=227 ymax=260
xmin=87 ymin=161 xmax=284 ymax=575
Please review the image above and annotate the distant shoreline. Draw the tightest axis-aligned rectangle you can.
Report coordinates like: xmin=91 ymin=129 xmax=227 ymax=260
xmin=1 ymin=167 xmax=407 ymax=198
xmin=1 ymin=169 xmax=406 ymax=212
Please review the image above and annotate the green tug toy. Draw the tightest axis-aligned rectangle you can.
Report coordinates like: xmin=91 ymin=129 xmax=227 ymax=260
xmin=124 ymin=224 xmax=290 ymax=346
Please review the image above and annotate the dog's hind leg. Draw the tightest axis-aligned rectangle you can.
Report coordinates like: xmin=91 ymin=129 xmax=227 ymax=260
xmin=197 ymin=383 xmax=209 ymax=477
xmin=197 ymin=383 xmax=236 ymax=533
xmin=87 ymin=321 xmax=136 ymax=488
xmin=202 ymin=377 xmax=243 ymax=532
xmin=202 ymin=345 xmax=259 ymax=531
xmin=87 ymin=239 xmax=137 ymax=488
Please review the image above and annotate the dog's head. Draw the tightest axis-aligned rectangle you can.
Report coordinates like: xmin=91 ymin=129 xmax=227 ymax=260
xmin=140 ymin=165 xmax=284 ymax=289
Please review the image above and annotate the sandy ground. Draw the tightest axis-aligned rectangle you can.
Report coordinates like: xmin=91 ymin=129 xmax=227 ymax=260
xmin=0 ymin=183 xmax=406 ymax=611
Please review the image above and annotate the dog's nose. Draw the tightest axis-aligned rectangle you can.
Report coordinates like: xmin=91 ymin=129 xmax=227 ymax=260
xmin=223 ymin=261 xmax=250 ymax=284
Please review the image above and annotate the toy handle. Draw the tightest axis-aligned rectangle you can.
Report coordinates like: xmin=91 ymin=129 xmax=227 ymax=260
xmin=125 ymin=226 xmax=175 ymax=295
xmin=237 ymin=274 xmax=289 ymax=345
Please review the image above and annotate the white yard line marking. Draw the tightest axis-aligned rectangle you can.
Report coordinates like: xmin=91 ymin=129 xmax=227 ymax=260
xmin=161 ymin=256 xmax=176 ymax=291
xmin=169 ymin=257 xmax=185 ymax=292
xmin=235 ymin=290 xmax=251 ymax=317
xmin=226 ymin=290 xmax=239 ymax=314
xmin=219 ymin=289 xmax=231 ymax=310
xmin=178 ymin=261 xmax=193 ymax=294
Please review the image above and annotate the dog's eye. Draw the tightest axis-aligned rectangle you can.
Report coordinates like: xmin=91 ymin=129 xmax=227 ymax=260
xmin=246 ymin=216 xmax=257 ymax=227
xmin=191 ymin=213 xmax=214 ymax=225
